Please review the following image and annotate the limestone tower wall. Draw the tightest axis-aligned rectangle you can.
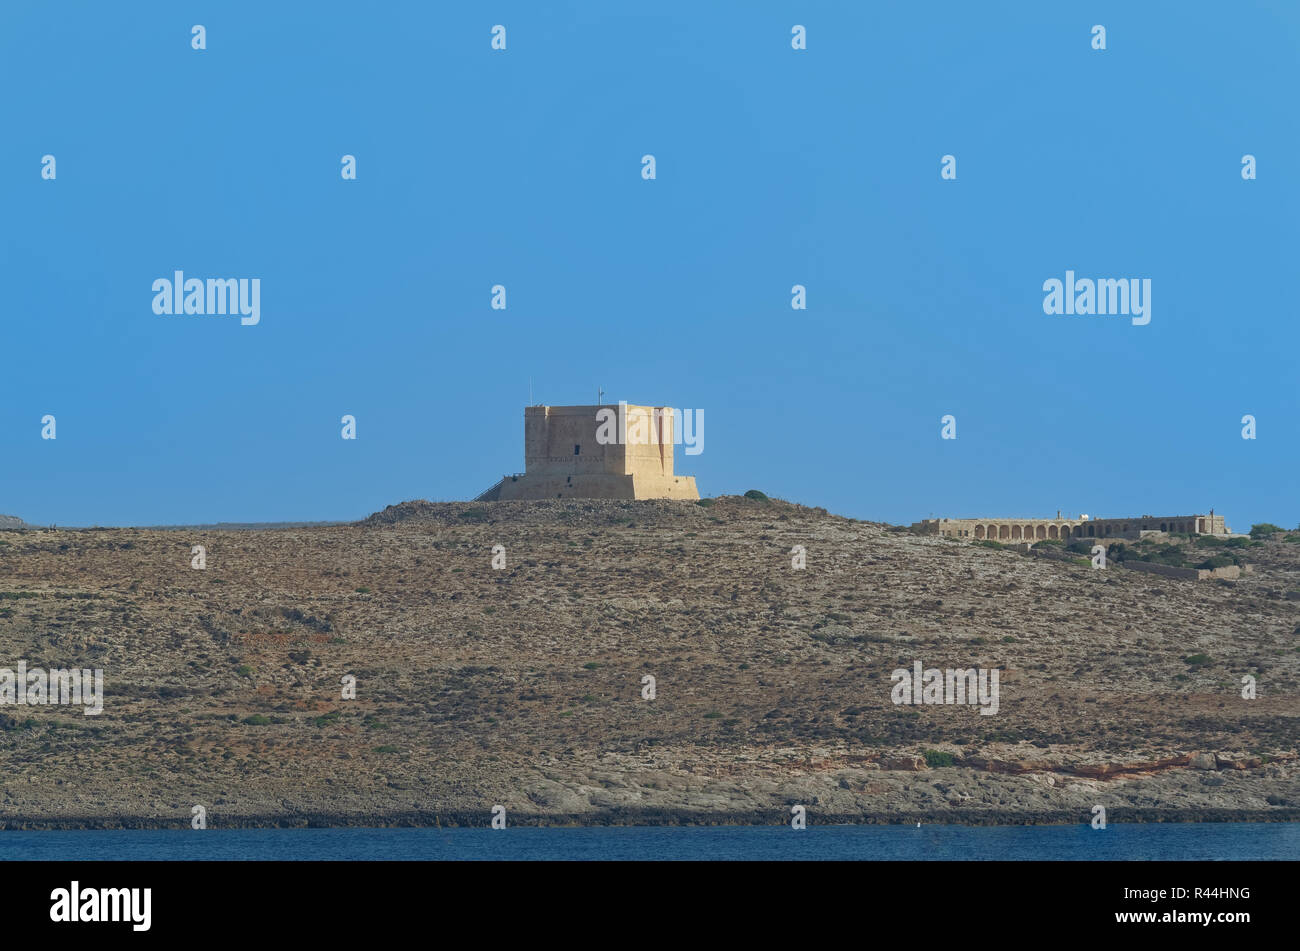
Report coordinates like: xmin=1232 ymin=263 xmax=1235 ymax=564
xmin=477 ymin=403 xmax=698 ymax=501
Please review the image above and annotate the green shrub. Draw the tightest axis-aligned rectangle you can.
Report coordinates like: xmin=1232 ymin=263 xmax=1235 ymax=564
xmin=923 ymin=749 xmax=956 ymax=768
xmin=974 ymin=540 xmax=1003 ymax=549
xmin=458 ymin=508 xmax=489 ymax=522
xmin=1250 ymin=523 xmax=1286 ymax=539
xmin=695 ymin=498 xmax=714 ymax=507
xmin=1183 ymin=654 xmax=1212 ymax=667
xmin=743 ymin=489 xmax=769 ymax=501
xmin=242 ymin=714 xmax=271 ymax=725
xmin=1130 ymin=542 xmax=1188 ymax=567
xmin=1196 ymin=554 xmax=1234 ymax=570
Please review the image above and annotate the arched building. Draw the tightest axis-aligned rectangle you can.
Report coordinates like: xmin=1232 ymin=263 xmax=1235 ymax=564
xmin=911 ymin=512 xmax=1230 ymax=540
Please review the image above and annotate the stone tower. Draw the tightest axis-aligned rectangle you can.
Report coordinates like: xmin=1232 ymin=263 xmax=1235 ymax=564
xmin=476 ymin=403 xmax=700 ymax=501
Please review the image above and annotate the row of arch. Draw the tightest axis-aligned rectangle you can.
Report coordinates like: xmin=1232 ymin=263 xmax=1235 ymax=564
xmin=974 ymin=523 xmax=1072 ymax=540
xmin=970 ymin=519 xmax=1201 ymax=541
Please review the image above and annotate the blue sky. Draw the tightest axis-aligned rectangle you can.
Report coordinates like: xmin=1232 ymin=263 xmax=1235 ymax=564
xmin=2 ymin=1 xmax=1296 ymax=529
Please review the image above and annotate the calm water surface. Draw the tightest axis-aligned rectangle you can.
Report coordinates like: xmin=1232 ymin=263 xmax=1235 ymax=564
xmin=2 ymin=823 xmax=1296 ymax=860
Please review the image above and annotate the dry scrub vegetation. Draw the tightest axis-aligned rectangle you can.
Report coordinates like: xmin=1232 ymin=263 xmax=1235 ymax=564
xmin=0 ymin=495 xmax=1296 ymax=827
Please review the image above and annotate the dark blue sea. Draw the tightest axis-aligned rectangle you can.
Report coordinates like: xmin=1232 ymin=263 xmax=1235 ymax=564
xmin=2 ymin=823 xmax=1296 ymax=860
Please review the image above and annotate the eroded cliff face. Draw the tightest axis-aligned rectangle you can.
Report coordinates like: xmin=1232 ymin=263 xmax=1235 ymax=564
xmin=0 ymin=496 xmax=1296 ymax=827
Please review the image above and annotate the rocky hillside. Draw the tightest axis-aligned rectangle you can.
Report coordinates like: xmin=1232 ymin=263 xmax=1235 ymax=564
xmin=0 ymin=496 xmax=1296 ymax=828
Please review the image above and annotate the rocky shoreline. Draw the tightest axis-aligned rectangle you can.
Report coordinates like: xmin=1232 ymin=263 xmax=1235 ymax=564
xmin=4 ymin=810 xmax=1299 ymax=831
xmin=3 ymin=752 xmax=1295 ymax=831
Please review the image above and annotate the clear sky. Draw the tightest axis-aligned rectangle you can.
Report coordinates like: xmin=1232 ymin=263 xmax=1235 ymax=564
xmin=2 ymin=1 xmax=1296 ymax=529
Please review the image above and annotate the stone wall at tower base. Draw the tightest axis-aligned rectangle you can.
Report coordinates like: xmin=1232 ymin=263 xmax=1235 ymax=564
xmin=1120 ymin=561 xmax=1244 ymax=581
xmin=481 ymin=472 xmax=699 ymax=501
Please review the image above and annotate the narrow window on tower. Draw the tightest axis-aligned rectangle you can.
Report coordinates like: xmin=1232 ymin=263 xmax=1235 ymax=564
xmin=574 ymin=444 xmax=580 ymax=455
